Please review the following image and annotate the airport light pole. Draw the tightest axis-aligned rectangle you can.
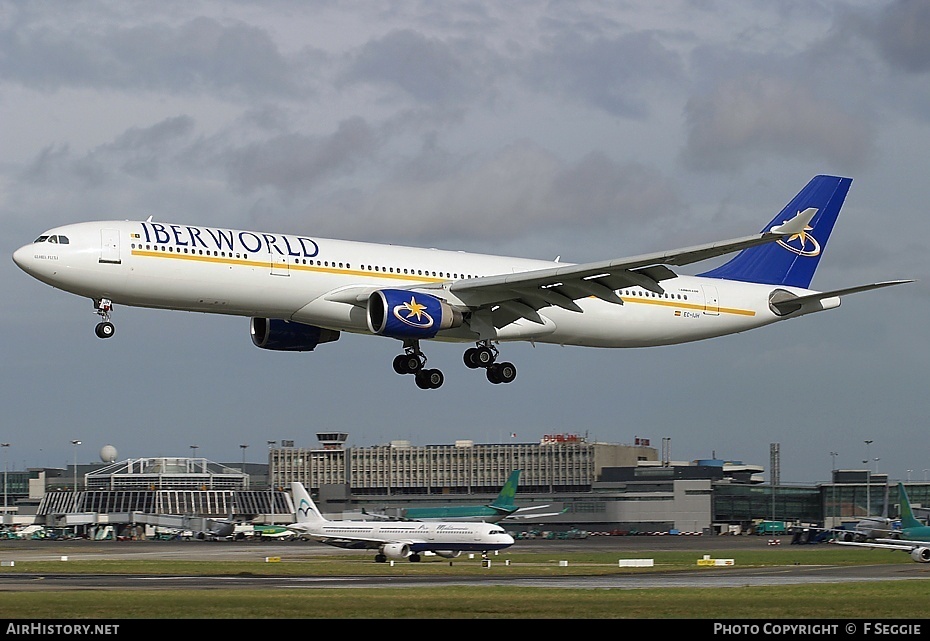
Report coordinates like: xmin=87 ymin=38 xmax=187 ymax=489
xmin=863 ymin=459 xmax=871 ymax=518
xmin=267 ymin=441 xmax=276 ymax=524
xmin=830 ymin=451 xmax=838 ymax=522
xmin=864 ymin=440 xmax=873 ymax=517
xmin=1 ymin=443 xmax=9 ymax=515
xmin=240 ymin=444 xmax=248 ymax=471
xmin=71 ymin=440 xmax=81 ymax=491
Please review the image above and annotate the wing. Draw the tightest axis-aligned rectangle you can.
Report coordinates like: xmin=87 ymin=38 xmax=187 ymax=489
xmin=502 ymin=506 xmax=568 ymax=521
xmin=448 ymin=208 xmax=818 ymax=328
xmin=770 ymin=280 xmax=914 ymax=315
xmin=503 ymin=511 xmax=565 ymax=521
xmin=831 ymin=539 xmax=918 ymax=552
xmin=315 ymin=208 xmax=817 ymax=330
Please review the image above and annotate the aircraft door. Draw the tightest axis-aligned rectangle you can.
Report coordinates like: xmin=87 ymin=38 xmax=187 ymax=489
xmin=99 ymin=229 xmax=121 ymax=264
xmin=702 ymin=285 xmax=719 ymax=315
xmin=270 ymin=253 xmax=290 ymax=276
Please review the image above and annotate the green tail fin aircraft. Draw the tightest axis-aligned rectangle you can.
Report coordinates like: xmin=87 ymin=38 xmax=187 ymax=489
xmin=364 ymin=470 xmax=565 ymax=523
xmin=833 ymin=483 xmax=930 ymax=563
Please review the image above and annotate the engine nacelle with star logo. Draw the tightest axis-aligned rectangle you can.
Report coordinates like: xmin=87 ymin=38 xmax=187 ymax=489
xmin=367 ymin=289 xmax=464 ymax=339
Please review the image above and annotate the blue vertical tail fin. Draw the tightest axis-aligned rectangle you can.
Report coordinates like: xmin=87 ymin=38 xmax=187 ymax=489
xmin=698 ymin=175 xmax=851 ymax=289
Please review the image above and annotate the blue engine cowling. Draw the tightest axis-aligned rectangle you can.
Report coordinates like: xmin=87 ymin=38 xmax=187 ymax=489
xmin=250 ymin=318 xmax=340 ymax=351
xmin=367 ymin=289 xmax=463 ymax=339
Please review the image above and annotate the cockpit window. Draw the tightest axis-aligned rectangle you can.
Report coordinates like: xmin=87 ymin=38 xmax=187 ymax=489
xmin=33 ymin=234 xmax=69 ymax=244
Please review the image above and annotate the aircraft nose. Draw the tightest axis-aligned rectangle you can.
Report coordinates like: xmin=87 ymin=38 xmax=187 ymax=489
xmin=12 ymin=244 xmax=33 ymax=272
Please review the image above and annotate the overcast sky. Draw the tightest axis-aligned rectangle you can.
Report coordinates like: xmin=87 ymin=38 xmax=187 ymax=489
xmin=2 ymin=1 xmax=928 ymax=485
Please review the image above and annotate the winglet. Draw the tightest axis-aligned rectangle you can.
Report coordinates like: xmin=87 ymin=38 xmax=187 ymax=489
xmin=769 ymin=207 xmax=816 ymax=235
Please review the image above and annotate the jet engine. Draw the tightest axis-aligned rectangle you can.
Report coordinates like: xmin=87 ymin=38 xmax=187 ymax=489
xmin=367 ymin=289 xmax=463 ymax=339
xmin=250 ymin=318 xmax=340 ymax=351
xmin=911 ymin=547 xmax=930 ymax=563
xmin=380 ymin=543 xmax=412 ymax=560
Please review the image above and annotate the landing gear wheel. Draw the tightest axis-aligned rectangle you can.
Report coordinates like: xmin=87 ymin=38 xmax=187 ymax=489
xmin=415 ymin=368 xmax=444 ymax=389
xmin=393 ymin=353 xmax=422 ymax=375
xmin=409 ymin=553 xmax=421 ymax=562
xmin=473 ymin=345 xmax=495 ymax=366
xmin=95 ymin=321 xmax=115 ymax=339
xmin=487 ymin=362 xmax=516 ymax=384
xmin=375 ymin=553 xmax=387 ymax=563
xmin=464 ymin=347 xmax=480 ymax=369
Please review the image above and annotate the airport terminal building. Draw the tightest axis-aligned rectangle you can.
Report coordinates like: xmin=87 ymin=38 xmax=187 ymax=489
xmin=2 ymin=433 xmax=927 ymax=538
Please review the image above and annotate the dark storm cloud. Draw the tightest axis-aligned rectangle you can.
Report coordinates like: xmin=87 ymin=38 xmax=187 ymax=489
xmin=861 ymin=0 xmax=930 ymax=73
xmin=21 ymin=116 xmax=198 ymax=186
xmin=337 ymin=28 xmax=494 ymax=104
xmin=0 ymin=16 xmax=304 ymax=97
xmin=224 ymin=116 xmax=379 ymax=194
xmin=680 ymin=75 xmax=874 ymax=172
xmin=294 ymin=140 xmax=681 ymax=243
xmin=525 ymin=30 xmax=684 ymax=118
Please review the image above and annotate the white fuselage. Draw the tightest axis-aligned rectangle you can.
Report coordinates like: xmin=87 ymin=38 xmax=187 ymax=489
xmin=12 ymin=220 xmax=832 ymax=348
xmin=291 ymin=518 xmax=515 ymax=553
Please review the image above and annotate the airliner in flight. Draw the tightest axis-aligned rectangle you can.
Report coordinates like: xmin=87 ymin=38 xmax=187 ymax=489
xmin=12 ymin=175 xmax=910 ymax=389
xmin=286 ymin=482 xmax=514 ymax=562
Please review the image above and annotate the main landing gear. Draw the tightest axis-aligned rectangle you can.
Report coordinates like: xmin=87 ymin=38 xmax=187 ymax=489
xmin=392 ymin=340 xmax=517 ymax=389
xmin=93 ymin=298 xmax=115 ymax=339
xmin=464 ymin=341 xmax=517 ymax=385
xmin=392 ymin=341 xmax=444 ymax=390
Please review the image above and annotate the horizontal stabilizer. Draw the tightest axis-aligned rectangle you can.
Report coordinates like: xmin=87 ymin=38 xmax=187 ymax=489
xmin=771 ymin=280 xmax=913 ymax=315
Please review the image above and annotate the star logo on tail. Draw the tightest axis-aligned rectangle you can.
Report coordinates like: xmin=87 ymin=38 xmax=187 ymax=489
xmin=776 ymin=216 xmax=821 ymax=257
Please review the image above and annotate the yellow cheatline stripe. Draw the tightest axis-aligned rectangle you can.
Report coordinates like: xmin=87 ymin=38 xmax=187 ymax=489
xmin=131 ymin=250 xmax=755 ymax=317
xmin=619 ymin=295 xmax=755 ymax=317
xmin=130 ymin=249 xmax=447 ymax=283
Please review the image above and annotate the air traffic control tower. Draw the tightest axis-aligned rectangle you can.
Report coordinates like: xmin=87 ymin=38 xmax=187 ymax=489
xmin=317 ymin=433 xmax=348 ymax=450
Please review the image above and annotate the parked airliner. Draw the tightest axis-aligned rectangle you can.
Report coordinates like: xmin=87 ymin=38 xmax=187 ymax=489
xmin=12 ymin=175 xmax=910 ymax=389
xmin=365 ymin=469 xmax=563 ymax=522
xmin=833 ymin=484 xmax=930 ymax=563
xmin=286 ymin=482 xmax=514 ymax=562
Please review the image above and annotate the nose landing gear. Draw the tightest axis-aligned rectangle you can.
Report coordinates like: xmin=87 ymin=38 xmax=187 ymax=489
xmin=93 ymin=298 xmax=115 ymax=339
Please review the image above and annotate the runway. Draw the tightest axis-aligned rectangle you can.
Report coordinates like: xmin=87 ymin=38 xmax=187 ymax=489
xmin=1 ymin=536 xmax=927 ymax=591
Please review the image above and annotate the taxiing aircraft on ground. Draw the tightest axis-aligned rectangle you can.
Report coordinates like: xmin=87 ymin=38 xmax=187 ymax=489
xmin=364 ymin=470 xmax=563 ymax=522
xmin=12 ymin=175 xmax=910 ymax=389
xmin=833 ymin=484 xmax=930 ymax=563
xmin=285 ymin=482 xmax=514 ymax=562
